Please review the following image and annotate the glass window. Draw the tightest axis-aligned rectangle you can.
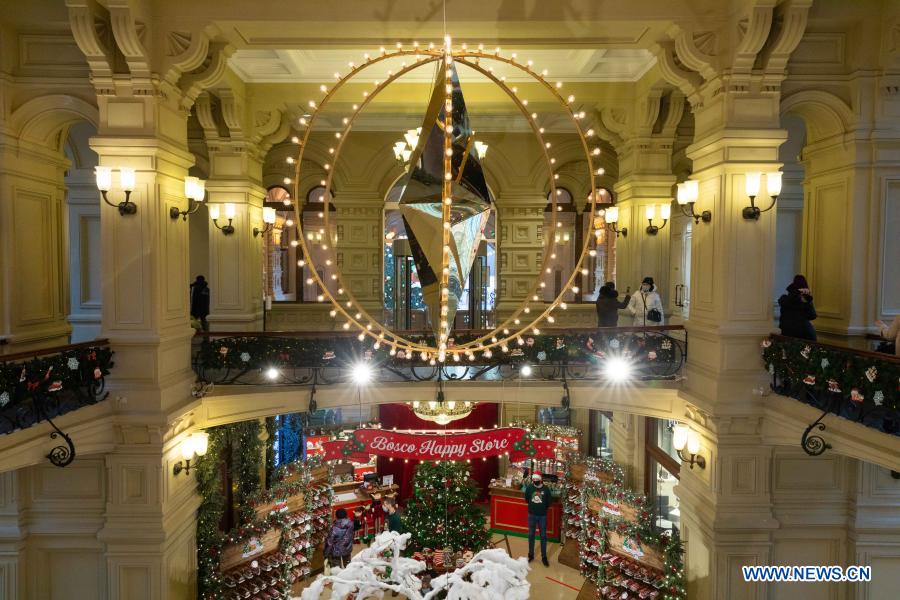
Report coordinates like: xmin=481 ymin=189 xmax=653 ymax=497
xmin=589 ymin=410 xmax=613 ymax=459
xmin=645 ymin=417 xmax=681 ymax=531
xmin=582 ymin=188 xmax=616 ymax=301
xmin=648 ymin=457 xmax=680 ymax=531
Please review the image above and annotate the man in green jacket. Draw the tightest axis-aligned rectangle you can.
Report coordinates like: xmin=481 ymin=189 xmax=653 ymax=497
xmin=384 ymin=497 xmax=403 ymax=534
xmin=522 ymin=472 xmax=552 ymax=566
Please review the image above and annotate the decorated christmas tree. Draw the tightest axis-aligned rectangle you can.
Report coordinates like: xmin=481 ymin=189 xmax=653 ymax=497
xmin=403 ymin=461 xmax=489 ymax=553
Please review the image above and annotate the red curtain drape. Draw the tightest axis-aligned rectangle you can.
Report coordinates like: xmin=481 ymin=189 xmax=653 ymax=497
xmin=377 ymin=403 xmax=499 ymax=504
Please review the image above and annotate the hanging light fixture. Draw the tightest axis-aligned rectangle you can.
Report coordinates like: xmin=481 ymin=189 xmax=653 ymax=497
xmin=408 ymin=378 xmax=474 ymax=425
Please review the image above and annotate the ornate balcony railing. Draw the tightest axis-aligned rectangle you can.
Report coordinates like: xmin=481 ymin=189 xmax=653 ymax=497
xmin=0 ymin=340 xmax=114 ymax=466
xmin=193 ymin=326 xmax=686 ymax=387
xmin=762 ymin=334 xmax=900 ymax=455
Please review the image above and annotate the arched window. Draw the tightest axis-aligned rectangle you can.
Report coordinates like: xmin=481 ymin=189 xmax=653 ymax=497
xmin=582 ymin=188 xmax=616 ymax=301
xmin=262 ymin=185 xmax=338 ymax=302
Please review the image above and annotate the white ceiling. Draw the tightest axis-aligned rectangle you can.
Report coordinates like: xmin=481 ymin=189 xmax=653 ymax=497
xmin=228 ymin=48 xmax=656 ymax=84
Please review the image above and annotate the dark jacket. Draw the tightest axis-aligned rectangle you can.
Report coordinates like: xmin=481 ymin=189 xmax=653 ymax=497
xmin=522 ymin=484 xmax=552 ymax=517
xmin=386 ymin=510 xmax=403 ymax=534
xmin=595 ymin=289 xmax=630 ymax=327
xmin=324 ymin=517 xmax=355 ymax=559
xmin=190 ymin=280 xmax=210 ymax=318
xmin=778 ymin=290 xmax=817 ymax=341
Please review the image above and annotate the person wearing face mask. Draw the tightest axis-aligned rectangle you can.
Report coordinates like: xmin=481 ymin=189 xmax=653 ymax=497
xmin=778 ymin=274 xmax=817 ymax=341
xmin=521 ymin=472 xmax=552 ymax=566
xmin=626 ymin=276 xmax=664 ymax=327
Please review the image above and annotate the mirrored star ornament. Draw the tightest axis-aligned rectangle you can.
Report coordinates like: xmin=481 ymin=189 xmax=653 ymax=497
xmin=397 ymin=63 xmax=492 ymax=337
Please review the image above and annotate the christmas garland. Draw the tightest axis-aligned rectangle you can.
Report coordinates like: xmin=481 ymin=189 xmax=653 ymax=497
xmin=196 ymin=330 xmax=684 ymax=380
xmin=511 ymin=420 xmax=581 ymax=440
xmin=762 ymin=335 xmax=900 ymax=426
xmin=195 ymin=421 xmax=265 ymax=599
xmin=0 ymin=344 xmax=114 ymax=435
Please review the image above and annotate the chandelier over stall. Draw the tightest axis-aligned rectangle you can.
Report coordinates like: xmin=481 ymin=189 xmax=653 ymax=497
xmin=289 ymin=37 xmax=604 ymax=362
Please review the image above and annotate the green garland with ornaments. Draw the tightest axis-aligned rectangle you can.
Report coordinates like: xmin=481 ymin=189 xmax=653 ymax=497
xmin=565 ymin=454 xmax=685 ymax=600
xmin=762 ymin=335 xmax=899 ymax=413
xmin=196 ymin=329 xmax=682 ymax=376
xmin=195 ymin=420 xmax=264 ymax=599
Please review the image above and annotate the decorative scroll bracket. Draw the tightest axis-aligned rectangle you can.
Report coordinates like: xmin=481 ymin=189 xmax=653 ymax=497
xmin=800 ymin=406 xmax=832 ymax=457
xmin=45 ymin=416 xmax=76 ymax=467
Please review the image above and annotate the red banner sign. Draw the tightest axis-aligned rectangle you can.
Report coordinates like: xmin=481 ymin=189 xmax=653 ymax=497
xmin=323 ymin=427 xmax=556 ymax=462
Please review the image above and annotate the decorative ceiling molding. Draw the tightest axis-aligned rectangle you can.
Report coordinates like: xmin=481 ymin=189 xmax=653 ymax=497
xmin=179 ymin=42 xmax=235 ymax=108
xmin=65 ymin=0 xmax=112 ymax=80
xmin=762 ymin=0 xmax=813 ymax=80
xmin=650 ymin=42 xmax=702 ymax=107
xmin=732 ymin=0 xmax=776 ymax=76
xmin=107 ymin=0 xmax=151 ymax=79
xmin=668 ymin=24 xmax=718 ymax=82
xmin=227 ymin=48 xmax=657 ymax=84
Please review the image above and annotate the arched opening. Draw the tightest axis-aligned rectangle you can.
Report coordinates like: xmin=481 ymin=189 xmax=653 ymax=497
xmin=63 ymin=120 xmax=101 ymax=343
xmin=773 ymin=113 xmax=807 ymax=316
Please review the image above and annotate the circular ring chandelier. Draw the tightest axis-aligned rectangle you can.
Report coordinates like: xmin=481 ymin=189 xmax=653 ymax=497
xmin=289 ymin=37 xmax=605 ymax=363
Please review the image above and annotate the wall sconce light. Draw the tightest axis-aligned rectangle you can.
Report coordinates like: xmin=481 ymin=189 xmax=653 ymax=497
xmin=209 ymin=203 xmax=236 ymax=235
xmin=672 ymin=424 xmax=706 ymax=469
xmin=170 ymin=176 xmax=206 ymax=220
xmin=172 ymin=431 xmax=209 ymax=476
xmin=645 ymin=204 xmax=670 ymax=235
xmin=742 ymin=171 xmax=782 ymax=220
xmin=603 ymin=206 xmax=627 ymax=237
xmin=254 ymin=207 xmax=277 ymax=237
xmin=95 ymin=166 xmax=137 ymax=215
xmin=474 ymin=140 xmax=488 ymax=159
xmin=676 ymin=180 xmax=711 ymax=224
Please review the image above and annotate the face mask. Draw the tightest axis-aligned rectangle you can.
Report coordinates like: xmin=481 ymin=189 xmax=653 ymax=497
xmin=641 ymin=284 xmax=650 ymax=292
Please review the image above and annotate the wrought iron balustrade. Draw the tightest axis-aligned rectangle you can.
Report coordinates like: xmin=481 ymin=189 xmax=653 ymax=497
xmin=761 ymin=334 xmax=900 ymax=455
xmin=192 ymin=326 xmax=686 ymax=387
xmin=0 ymin=340 xmax=114 ymax=466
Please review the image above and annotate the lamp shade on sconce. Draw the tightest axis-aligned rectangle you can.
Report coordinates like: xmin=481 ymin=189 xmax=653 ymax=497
xmin=208 ymin=204 xmax=220 ymax=220
xmin=673 ymin=424 xmax=689 ymax=451
xmin=660 ymin=204 xmax=671 ymax=220
xmin=262 ymin=207 xmax=277 ymax=224
xmin=95 ymin=166 xmax=112 ymax=191
xmin=605 ymin=206 xmax=619 ymax=223
xmin=224 ymin=203 xmax=236 ymax=219
xmin=119 ymin=168 xmax=136 ymax=192
xmin=766 ymin=171 xmax=783 ymax=197
xmin=745 ymin=172 xmax=761 ymax=197
xmin=687 ymin=431 xmax=701 ymax=455
xmin=645 ymin=205 xmax=655 ymax=220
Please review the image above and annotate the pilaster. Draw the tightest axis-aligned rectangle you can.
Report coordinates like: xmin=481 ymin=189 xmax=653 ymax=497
xmin=89 ymin=88 xmax=200 ymax=600
xmin=0 ymin=134 xmax=73 ymax=352
xmin=677 ymin=90 xmax=787 ymax=599
xmin=205 ymin=141 xmax=266 ymax=332
xmin=495 ymin=192 xmax=545 ymax=321
xmin=0 ymin=471 xmax=24 ymax=599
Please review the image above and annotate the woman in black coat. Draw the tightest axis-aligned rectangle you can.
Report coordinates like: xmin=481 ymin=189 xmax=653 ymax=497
xmin=778 ymin=274 xmax=817 ymax=341
xmin=595 ymin=282 xmax=631 ymax=328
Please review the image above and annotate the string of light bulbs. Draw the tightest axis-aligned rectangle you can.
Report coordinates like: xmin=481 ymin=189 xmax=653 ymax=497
xmin=289 ymin=42 xmax=604 ymax=361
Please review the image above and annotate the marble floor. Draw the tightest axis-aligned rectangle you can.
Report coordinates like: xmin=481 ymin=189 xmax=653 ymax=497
xmin=292 ymin=533 xmax=586 ymax=598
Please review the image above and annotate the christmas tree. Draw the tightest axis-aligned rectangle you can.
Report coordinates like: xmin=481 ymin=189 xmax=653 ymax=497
xmin=403 ymin=461 xmax=489 ymax=553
